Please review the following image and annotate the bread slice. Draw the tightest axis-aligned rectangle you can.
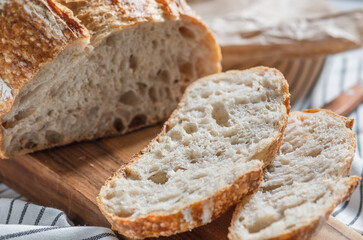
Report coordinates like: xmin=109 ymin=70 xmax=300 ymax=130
xmin=0 ymin=0 xmax=221 ymax=157
xmin=229 ymin=109 xmax=361 ymax=240
xmin=97 ymin=67 xmax=290 ymax=239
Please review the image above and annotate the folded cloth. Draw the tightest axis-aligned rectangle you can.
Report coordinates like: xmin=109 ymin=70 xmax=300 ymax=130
xmin=0 ymin=186 xmax=117 ymax=240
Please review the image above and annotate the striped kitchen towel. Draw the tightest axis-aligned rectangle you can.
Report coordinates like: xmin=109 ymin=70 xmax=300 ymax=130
xmin=0 ymin=185 xmax=117 ymax=239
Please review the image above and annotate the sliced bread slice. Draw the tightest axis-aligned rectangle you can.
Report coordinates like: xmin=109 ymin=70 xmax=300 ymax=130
xmin=229 ymin=109 xmax=361 ymax=240
xmin=97 ymin=67 xmax=290 ymax=239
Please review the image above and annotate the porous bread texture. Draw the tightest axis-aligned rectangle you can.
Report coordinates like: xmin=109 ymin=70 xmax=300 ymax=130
xmin=0 ymin=13 xmax=220 ymax=156
xmin=97 ymin=67 xmax=290 ymax=239
xmin=229 ymin=109 xmax=361 ymax=240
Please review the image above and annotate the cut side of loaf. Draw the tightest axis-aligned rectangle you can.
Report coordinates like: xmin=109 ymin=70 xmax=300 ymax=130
xmin=229 ymin=109 xmax=361 ymax=240
xmin=97 ymin=67 xmax=290 ymax=239
xmin=0 ymin=0 xmax=221 ymax=157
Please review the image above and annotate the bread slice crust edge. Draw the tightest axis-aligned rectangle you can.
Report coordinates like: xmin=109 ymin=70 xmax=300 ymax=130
xmin=228 ymin=109 xmax=360 ymax=240
xmin=97 ymin=67 xmax=290 ymax=239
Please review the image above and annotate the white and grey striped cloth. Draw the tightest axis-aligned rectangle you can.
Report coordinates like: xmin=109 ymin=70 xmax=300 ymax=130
xmin=1 ymin=48 xmax=362 ymax=239
xmin=0 ymin=187 xmax=117 ymax=239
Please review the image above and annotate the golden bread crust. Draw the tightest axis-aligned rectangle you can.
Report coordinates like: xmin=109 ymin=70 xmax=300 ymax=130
xmin=98 ymin=165 xmax=262 ymax=239
xmin=0 ymin=0 xmax=88 ymax=116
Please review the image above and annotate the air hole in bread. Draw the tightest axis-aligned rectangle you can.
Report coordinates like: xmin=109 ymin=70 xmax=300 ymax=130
xmin=104 ymin=193 xmax=114 ymax=200
xmin=192 ymin=172 xmax=208 ymax=180
xmin=209 ymin=129 xmax=218 ymax=137
xmin=45 ymin=130 xmax=64 ymax=144
xmin=183 ymin=122 xmax=198 ymax=134
xmin=313 ymin=193 xmax=325 ymax=203
xmin=231 ymin=138 xmax=239 ymax=145
xmin=119 ymin=90 xmax=138 ymax=106
xmin=179 ymin=26 xmax=195 ymax=39
xmin=179 ymin=62 xmax=194 ymax=78
xmin=223 ymin=128 xmax=238 ymax=138
xmin=113 ymin=118 xmax=125 ymax=133
xmin=148 ymin=87 xmax=158 ymax=102
xmin=212 ymin=102 xmax=230 ymax=127
xmin=148 ymin=171 xmax=168 ymax=184
xmin=305 ymin=148 xmax=322 ymax=158
xmin=199 ymin=118 xmax=210 ymax=125
xmin=14 ymin=108 xmax=35 ymax=121
xmin=105 ymin=34 xmax=117 ymax=46
xmin=129 ymin=55 xmax=137 ymax=71
xmin=262 ymin=183 xmax=283 ymax=192
xmin=169 ymin=129 xmax=182 ymax=141
xmin=88 ymin=106 xmax=99 ymax=121
xmin=201 ymin=91 xmax=211 ymax=99
xmin=247 ymin=217 xmax=277 ymax=234
xmin=182 ymin=139 xmax=190 ymax=146
xmin=152 ymin=40 xmax=157 ymax=50
xmin=116 ymin=208 xmax=134 ymax=218
xmin=136 ymin=82 xmax=147 ymax=95
xmin=157 ymin=69 xmax=171 ymax=84
xmin=103 ymin=12 xmax=114 ymax=20
xmin=174 ymin=166 xmax=186 ymax=172
xmin=129 ymin=114 xmax=147 ymax=129
xmin=2 ymin=121 xmax=16 ymax=129
xmin=125 ymin=169 xmax=142 ymax=181
xmin=24 ymin=140 xmax=37 ymax=149
xmin=301 ymin=175 xmax=314 ymax=183
xmin=188 ymin=152 xmax=197 ymax=163
xmin=21 ymin=132 xmax=39 ymax=149
xmin=265 ymin=104 xmax=274 ymax=111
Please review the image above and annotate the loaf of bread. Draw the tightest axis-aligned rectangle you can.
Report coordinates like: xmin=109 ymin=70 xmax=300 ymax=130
xmin=229 ymin=109 xmax=361 ymax=240
xmin=97 ymin=67 xmax=290 ymax=239
xmin=0 ymin=0 xmax=221 ymax=157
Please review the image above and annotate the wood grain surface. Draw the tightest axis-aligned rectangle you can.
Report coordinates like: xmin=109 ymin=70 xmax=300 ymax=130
xmin=0 ymin=125 xmax=361 ymax=240
xmin=323 ymin=83 xmax=363 ymax=116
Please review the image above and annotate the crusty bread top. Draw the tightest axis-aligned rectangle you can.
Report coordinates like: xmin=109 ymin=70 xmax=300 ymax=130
xmin=57 ymin=0 xmax=197 ymax=44
xmin=0 ymin=0 xmax=89 ymax=116
xmin=0 ymin=0 xmax=219 ymax=119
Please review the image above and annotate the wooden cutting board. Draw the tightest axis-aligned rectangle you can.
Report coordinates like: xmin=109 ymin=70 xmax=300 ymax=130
xmin=0 ymin=125 xmax=361 ymax=240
